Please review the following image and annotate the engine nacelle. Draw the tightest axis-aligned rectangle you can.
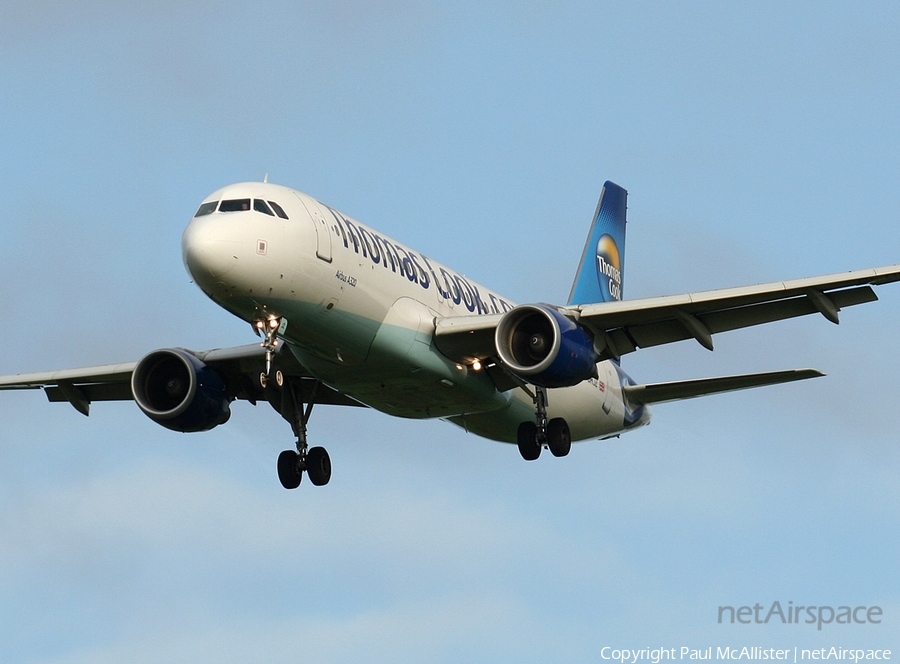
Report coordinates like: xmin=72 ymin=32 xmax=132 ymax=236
xmin=131 ymin=348 xmax=231 ymax=433
xmin=495 ymin=304 xmax=598 ymax=388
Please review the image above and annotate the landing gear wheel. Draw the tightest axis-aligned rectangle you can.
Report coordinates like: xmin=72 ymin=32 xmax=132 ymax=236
xmin=260 ymin=369 xmax=285 ymax=390
xmin=306 ymin=446 xmax=332 ymax=486
xmin=277 ymin=449 xmax=303 ymax=489
xmin=264 ymin=370 xmax=328 ymax=490
xmin=547 ymin=417 xmax=571 ymax=457
xmin=516 ymin=421 xmax=541 ymax=461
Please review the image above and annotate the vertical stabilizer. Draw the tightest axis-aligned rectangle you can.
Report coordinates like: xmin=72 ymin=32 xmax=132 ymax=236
xmin=567 ymin=181 xmax=627 ymax=306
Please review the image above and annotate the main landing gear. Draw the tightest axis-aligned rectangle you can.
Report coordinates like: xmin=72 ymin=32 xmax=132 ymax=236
xmin=516 ymin=386 xmax=571 ymax=461
xmin=255 ymin=315 xmax=331 ymax=489
xmin=268 ymin=374 xmax=332 ymax=489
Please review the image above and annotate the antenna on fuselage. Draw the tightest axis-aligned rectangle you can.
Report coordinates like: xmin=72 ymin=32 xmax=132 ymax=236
xmin=263 ymin=173 xmax=269 ymax=183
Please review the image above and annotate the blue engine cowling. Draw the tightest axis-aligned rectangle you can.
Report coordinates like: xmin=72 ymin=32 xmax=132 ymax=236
xmin=131 ymin=348 xmax=231 ymax=433
xmin=495 ymin=304 xmax=598 ymax=388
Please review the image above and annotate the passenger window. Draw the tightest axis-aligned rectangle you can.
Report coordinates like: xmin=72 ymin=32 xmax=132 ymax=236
xmin=268 ymin=201 xmax=289 ymax=219
xmin=219 ymin=198 xmax=251 ymax=212
xmin=253 ymin=199 xmax=275 ymax=216
xmin=194 ymin=201 xmax=218 ymax=217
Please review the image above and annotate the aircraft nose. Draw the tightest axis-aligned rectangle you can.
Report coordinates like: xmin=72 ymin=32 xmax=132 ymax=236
xmin=182 ymin=216 xmax=241 ymax=281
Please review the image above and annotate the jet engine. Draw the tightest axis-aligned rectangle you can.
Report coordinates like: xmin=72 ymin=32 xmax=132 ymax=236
xmin=495 ymin=304 xmax=598 ymax=388
xmin=131 ymin=348 xmax=231 ymax=432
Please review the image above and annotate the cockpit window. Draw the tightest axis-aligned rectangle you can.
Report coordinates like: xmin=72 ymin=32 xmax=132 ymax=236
xmin=268 ymin=200 xmax=289 ymax=219
xmin=194 ymin=201 xmax=218 ymax=217
xmin=219 ymin=198 xmax=251 ymax=212
xmin=253 ymin=199 xmax=275 ymax=216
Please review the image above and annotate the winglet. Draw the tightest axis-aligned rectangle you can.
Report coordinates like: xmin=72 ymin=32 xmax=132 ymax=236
xmin=567 ymin=181 xmax=628 ymax=306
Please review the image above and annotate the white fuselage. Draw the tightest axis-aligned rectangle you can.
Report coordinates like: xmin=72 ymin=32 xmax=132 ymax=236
xmin=181 ymin=182 xmax=650 ymax=444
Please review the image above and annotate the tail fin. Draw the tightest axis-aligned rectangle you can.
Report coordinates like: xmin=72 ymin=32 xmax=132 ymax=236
xmin=567 ymin=181 xmax=627 ymax=306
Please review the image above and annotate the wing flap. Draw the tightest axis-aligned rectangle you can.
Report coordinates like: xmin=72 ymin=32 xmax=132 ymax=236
xmin=576 ymin=266 xmax=899 ymax=359
xmin=45 ymin=382 xmax=134 ymax=403
xmin=623 ymin=368 xmax=824 ymax=405
xmin=623 ymin=285 xmax=877 ymax=351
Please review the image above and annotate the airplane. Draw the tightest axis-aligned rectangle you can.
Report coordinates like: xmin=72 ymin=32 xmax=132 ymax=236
xmin=1 ymin=180 xmax=898 ymax=489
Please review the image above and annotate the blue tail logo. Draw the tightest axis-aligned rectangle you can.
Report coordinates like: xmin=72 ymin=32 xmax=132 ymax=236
xmin=567 ymin=181 xmax=628 ymax=306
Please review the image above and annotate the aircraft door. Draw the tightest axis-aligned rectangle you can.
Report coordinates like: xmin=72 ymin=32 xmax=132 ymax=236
xmin=296 ymin=194 xmax=333 ymax=263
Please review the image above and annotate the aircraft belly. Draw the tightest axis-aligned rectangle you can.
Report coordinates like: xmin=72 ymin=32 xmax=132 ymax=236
xmin=214 ymin=294 xmax=379 ymax=366
xmin=446 ymin=397 xmax=535 ymax=443
xmin=545 ymin=379 xmax=625 ymax=440
xmin=448 ymin=363 xmax=631 ymax=444
xmin=295 ymin=298 xmax=510 ymax=418
xmin=332 ymin=375 xmax=506 ymax=419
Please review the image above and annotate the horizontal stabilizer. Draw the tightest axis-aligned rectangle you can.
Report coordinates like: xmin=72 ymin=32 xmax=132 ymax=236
xmin=623 ymin=368 xmax=824 ymax=405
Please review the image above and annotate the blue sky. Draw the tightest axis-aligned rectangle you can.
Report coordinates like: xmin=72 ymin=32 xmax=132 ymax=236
xmin=1 ymin=2 xmax=898 ymax=661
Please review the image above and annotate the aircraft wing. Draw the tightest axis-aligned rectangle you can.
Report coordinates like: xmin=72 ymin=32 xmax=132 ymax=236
xmin=0 ymin=342 xmax=363 ymax=415
xmin=434 ymin=264 xmax=900 ymax=363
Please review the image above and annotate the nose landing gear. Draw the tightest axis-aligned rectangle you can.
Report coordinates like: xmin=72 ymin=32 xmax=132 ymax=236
xmin=254 ymin=316 xmax=283 ymax=377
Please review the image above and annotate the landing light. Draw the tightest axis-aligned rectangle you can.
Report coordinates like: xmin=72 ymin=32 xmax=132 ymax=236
xmin=472 ymin=360 xmax=482 ymax=371
xmin=269 ymin=318 xmax=279 ymax=329
xmin=255 ymin=320 xmax=265 ymax=330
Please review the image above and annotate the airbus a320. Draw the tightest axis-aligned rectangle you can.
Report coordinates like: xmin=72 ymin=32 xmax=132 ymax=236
xmin=2 ymin=181 xmax=897 ymax=488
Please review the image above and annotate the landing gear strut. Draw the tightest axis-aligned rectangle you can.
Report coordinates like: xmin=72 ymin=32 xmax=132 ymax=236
xmin=255 ymin=316 xmax=282 ymax=376
xmin=253 ymin=315 xmax=332 ymax=489
xmin=266 ymin=372 xmax=332 ymax=489
xmin=516 ymin=386 xmax=571 ymax=461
